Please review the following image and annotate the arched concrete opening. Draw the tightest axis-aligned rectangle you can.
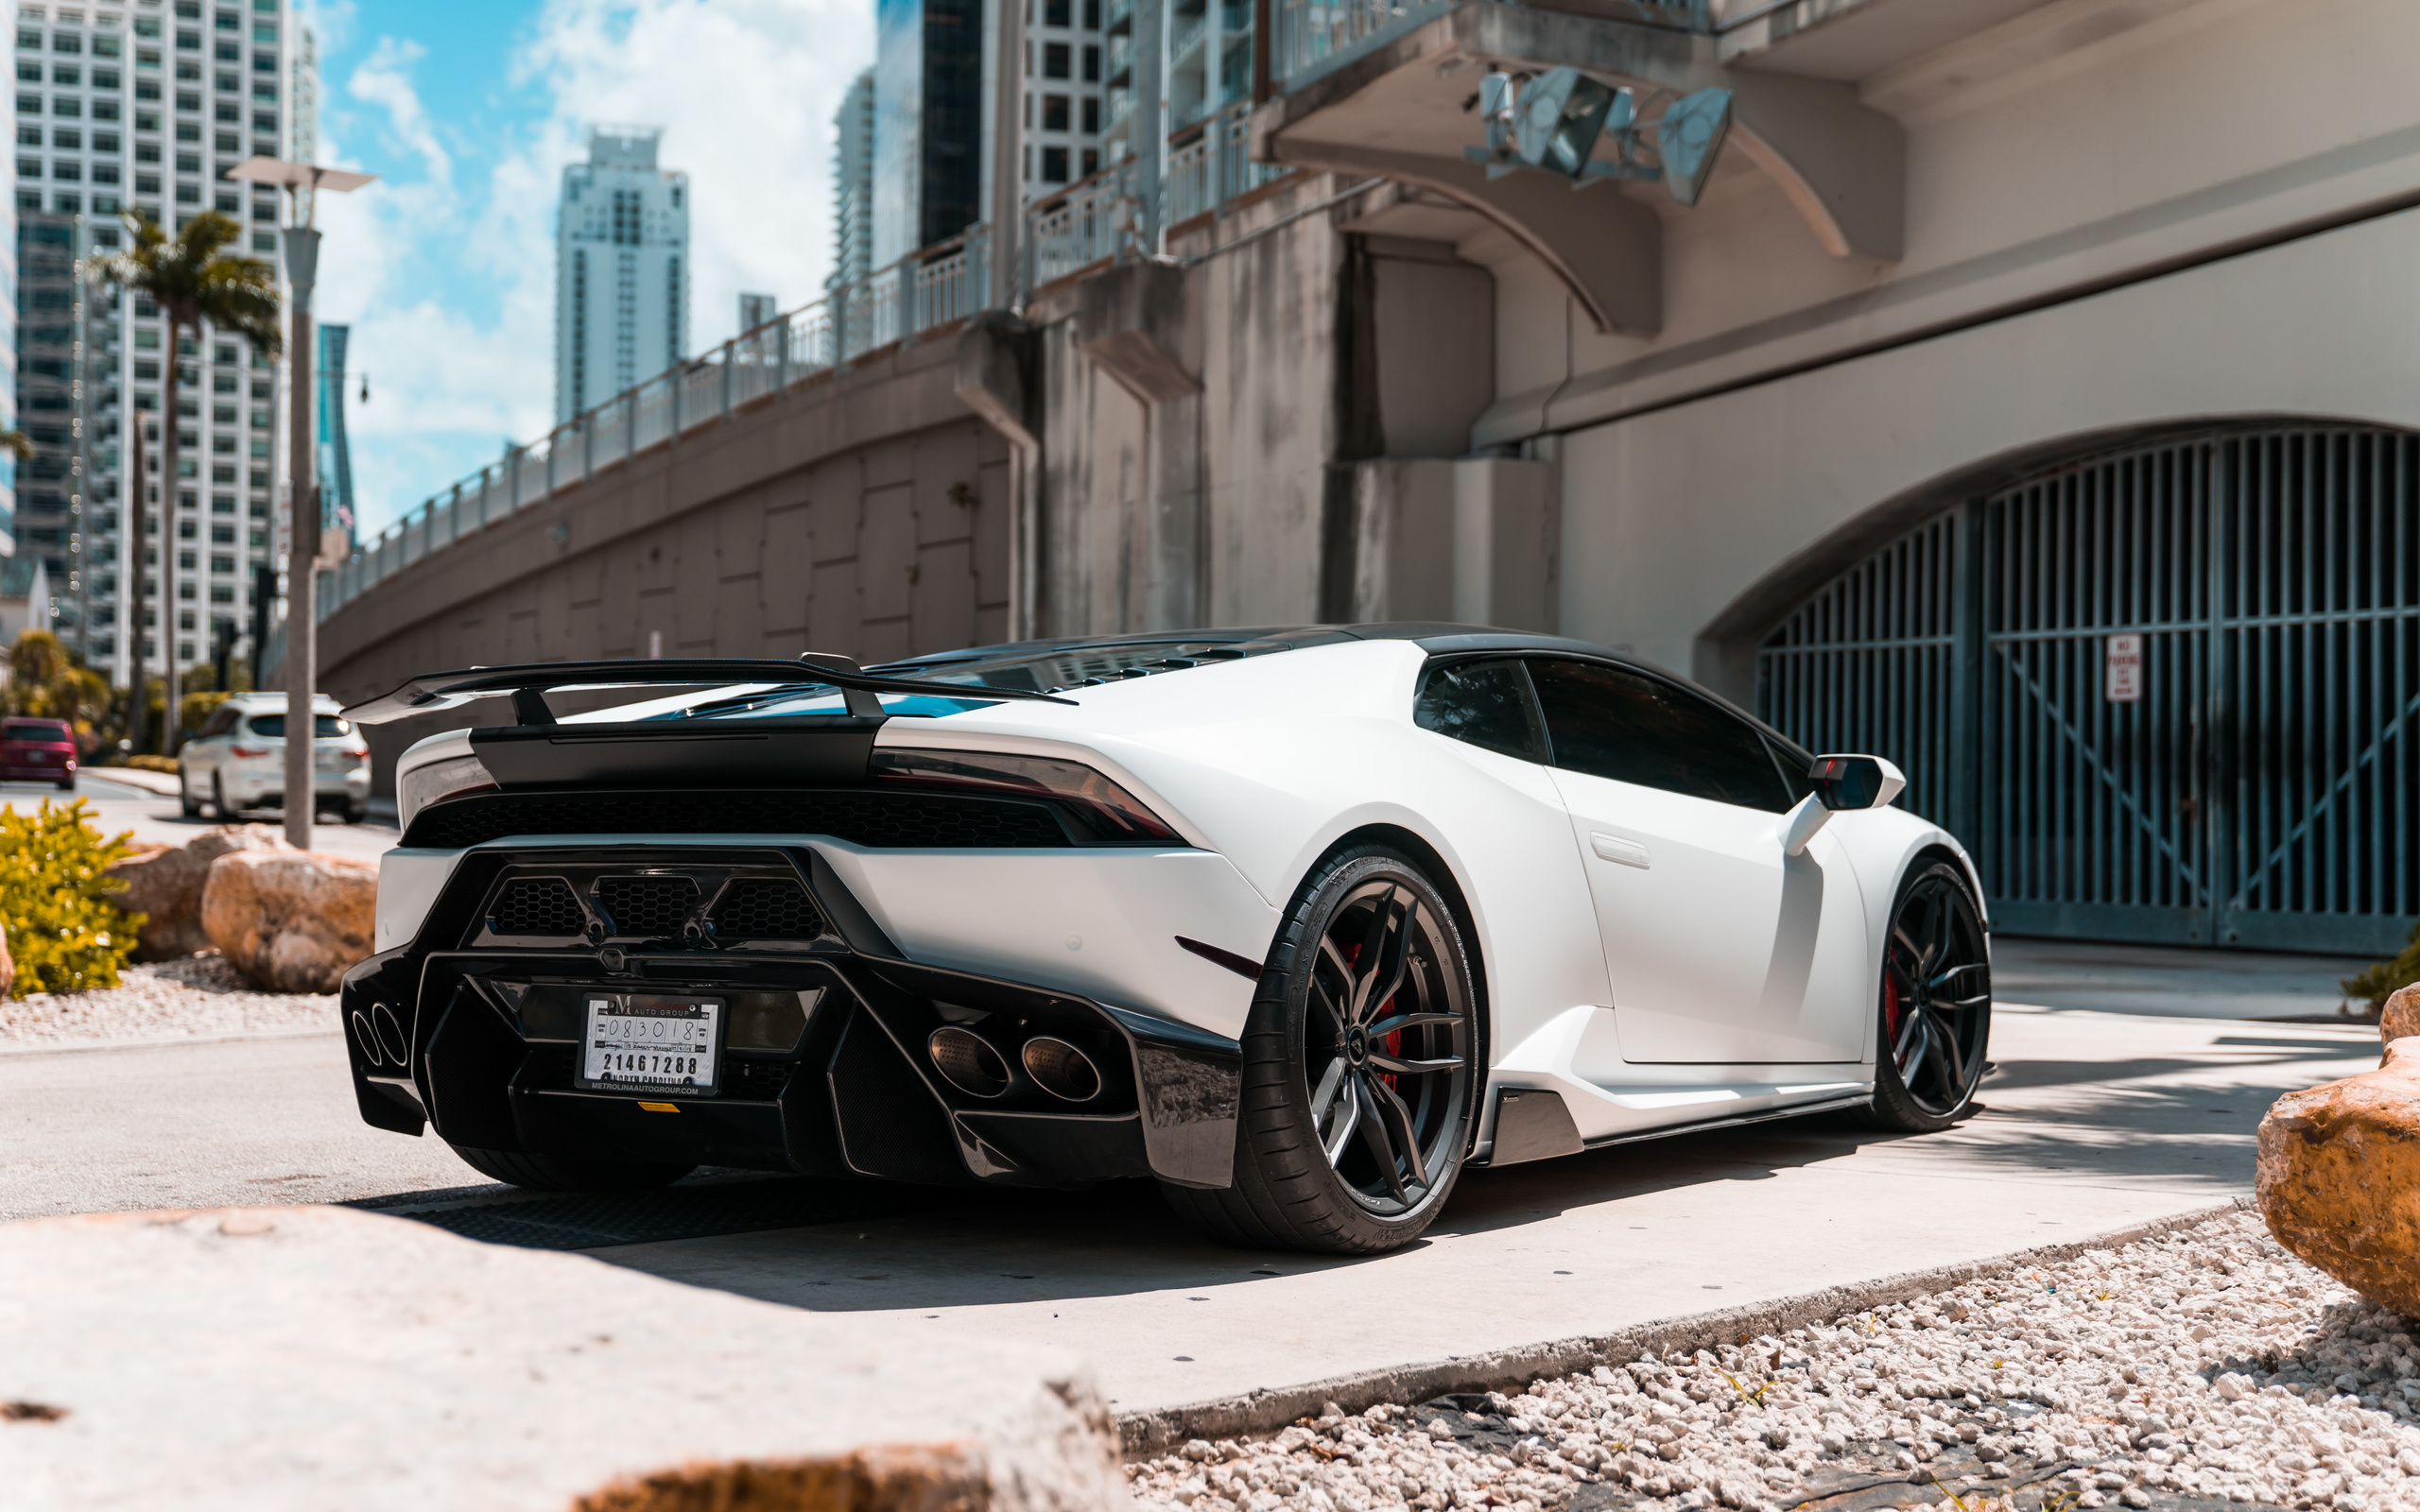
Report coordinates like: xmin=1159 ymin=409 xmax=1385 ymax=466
xmin=1705 ymin=416 xmax=2420 ymax=954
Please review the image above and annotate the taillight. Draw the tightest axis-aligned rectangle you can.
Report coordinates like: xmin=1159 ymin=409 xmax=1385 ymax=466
xmin=344 ymin=747 xmax=370 ymax=760
xmin=871 ymin=747 xmax=1181 ymax=842
xmin=231 ymin=745 xmax=269 ymax=759
xmin=397 ymin=751 xmax=499 ymax=831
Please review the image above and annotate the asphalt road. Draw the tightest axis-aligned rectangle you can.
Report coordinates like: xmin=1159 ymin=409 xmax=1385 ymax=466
xmin=0 ymin=770 xmax=397 ymax=859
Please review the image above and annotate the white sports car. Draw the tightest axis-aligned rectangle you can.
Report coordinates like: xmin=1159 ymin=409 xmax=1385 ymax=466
xmin=341 ymin=627 xmax=1991 ymax=1254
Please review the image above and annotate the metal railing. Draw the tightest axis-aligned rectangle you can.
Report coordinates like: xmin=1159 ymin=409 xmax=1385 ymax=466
xmin=319 ymin=226 xmax=992 ymax=622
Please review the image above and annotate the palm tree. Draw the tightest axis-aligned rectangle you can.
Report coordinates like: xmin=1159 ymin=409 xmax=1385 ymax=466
xmin=0 ymin=429 xmax=31 ymax=462
xmin=97 ymin=210 xmax=281 ymax=754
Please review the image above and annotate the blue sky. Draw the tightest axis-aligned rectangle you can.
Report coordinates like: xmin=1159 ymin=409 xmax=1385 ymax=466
xmin=300 ymin=0 xmax=875 ymax=537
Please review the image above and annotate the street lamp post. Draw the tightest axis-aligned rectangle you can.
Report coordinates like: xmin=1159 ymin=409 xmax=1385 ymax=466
xmin=231 ymin=157 xmax=373 ymax=850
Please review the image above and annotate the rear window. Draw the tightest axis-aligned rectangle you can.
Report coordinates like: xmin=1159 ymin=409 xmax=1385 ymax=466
xmin=245 ymin=714 xmax=353 ymax=739
xmin=4 ymin=721 xmax=69 ymax=741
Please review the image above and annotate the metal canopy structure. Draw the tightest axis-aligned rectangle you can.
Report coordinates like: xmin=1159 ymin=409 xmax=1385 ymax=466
xmin=1758 ymin=424 xmax=2420 ymax=956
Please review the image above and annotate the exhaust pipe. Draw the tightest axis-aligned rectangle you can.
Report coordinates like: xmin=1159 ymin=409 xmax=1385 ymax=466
xmin=1022 ymin=1036 xmax=1103 ymax=1104
xmin=349 ymin=1009 xmax=385 ymax=1068
xmin=927 ymin=1025 xmax=1012 ymax=1099
xmin=372 ymin=1003 xmax=411 ymax=1067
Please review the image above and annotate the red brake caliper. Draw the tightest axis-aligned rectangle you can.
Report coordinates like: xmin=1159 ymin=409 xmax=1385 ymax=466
xmin=1882 ymin=969 xmax=1903 ymax=1043
xmin=1343 ymin=940 xmax=1404 ymax=1093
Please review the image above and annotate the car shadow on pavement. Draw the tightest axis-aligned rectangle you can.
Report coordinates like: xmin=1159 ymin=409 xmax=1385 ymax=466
xmin=462 ymin=1018 xmax=2380 ymax=1314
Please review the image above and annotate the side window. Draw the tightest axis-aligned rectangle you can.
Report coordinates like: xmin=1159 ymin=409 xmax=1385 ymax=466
xmin=1412 ymin=658 xmax=1549 ymax=764
xmin=1767 ymin=736 xmax=1817 ymax=807
xmin=199 ymin=705 xmax=239 ymax=738
xmin=1526 ymin=659 xmax=1793 ymax=813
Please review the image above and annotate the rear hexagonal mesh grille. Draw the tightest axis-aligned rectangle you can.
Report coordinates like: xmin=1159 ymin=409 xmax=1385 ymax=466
xmin=596 ymin=877 xmax=700 ymax=937
xmin=710 ymin=879 xmax=823 ymax=941
xmin=489 ymin=878 xmax=586 ymax=937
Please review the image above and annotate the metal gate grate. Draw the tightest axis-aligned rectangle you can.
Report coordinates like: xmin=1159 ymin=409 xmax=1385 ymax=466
xmin=1756 ymin=425 xmax=2420 ymax=954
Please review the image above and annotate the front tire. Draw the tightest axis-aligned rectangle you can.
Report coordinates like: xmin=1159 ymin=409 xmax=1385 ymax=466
xmin=448 ymin=1143 xmax=695 ymax=1193
xmin=179 ymin=780 xmax=202 ymax=819
xmin=212 ymin=773 xmax=233 ymax=819
xmin=1161 ymin=846 xmax=1478 ymax=1254
xmin=1864 ymin=859 xmax=1992 ymax=1132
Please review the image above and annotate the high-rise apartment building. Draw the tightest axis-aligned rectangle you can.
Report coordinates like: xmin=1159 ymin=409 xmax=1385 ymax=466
xmin=0 ymin=128 xmax=15 ymax=562
xmin=11 ymin=0 xmax=309 ymax=681
xmin=1025 ymin=0 xmax=1105 ymax=197
xmin=554 ymin=126 xmax=687 ymax=424
xmin=829 ymin=67 xmax=873 ymax=289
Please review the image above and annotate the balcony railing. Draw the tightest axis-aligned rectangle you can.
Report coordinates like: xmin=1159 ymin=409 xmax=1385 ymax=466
xmin=1275 ymin=0 xmax=1706 ymax=82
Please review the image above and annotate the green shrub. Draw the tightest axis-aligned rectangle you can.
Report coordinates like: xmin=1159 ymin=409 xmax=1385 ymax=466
xmin=0 ymin=799 xmax=145 ymax=997
xmin=2345 ymin=924 xmax=2420 ymax=1015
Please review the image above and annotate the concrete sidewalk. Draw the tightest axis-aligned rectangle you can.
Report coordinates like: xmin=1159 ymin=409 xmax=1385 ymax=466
xmin=1991 ymin=934 xmax=2376 ymax=1021
xmin=599 ymin=1007 xmax=2376 ymax=1420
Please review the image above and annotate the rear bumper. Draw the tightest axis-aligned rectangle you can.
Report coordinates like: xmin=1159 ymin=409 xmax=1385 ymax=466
xmin=340 ymin=845 xmax=1245 ymax=1192
xmin=0 ymin=761 xmax=75 ymax=781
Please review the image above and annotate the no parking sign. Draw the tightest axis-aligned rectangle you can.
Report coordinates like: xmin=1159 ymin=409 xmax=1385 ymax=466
xmin=2106 ymin=634 xmax=2144 ymax=702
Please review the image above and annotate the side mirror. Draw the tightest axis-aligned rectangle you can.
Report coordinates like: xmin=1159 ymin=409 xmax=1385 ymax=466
xmin=1809 ymin=754 xmax=1907 ymax=812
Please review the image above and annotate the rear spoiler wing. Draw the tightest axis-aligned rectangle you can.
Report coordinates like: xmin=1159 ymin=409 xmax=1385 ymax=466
xmin=340 ymin=655 xmax=1075 ymax=726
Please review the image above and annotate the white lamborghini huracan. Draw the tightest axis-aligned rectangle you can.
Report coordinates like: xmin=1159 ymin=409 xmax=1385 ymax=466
xmin=341 ymin=626 xmax=1992 ymax=1254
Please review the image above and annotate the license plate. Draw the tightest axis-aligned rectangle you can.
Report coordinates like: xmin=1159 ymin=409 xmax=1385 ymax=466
xmin=576 ymin=995 xmax=721 ymax=1096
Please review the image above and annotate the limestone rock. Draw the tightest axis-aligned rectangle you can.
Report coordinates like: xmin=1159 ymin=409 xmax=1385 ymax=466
xmin=2382 ymin=984 xmax=2420 ymax=1047
xmin=199 ymin=848 xmax=376 ymax=994
xmin=0 ymin=1205 xmax=1127 ymax=1512
xmin=2256 ymin=1039 xmax=2420 ymax=1316
xmin=108 ymin=826 xmax=292 ymax=960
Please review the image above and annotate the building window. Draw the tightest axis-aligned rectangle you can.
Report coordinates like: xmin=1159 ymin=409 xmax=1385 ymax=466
xmin=53 ymin=94 xmax=79 ymax=116
xmin=93 ymin=162 xmax=118 ymax=184
xmin=53 ymin=126 xmax=79 ymax=147
xmin=1082 ymin=147 xmax=1099 ymax=177
xmin=134 ymin=172 xmax=159 ymax=192
xmin=94 ymin=129 xmax=117 ymax=151
xmin=1082 ymin=95 xmax=1099 ymax=133
xmin=14 ymin=92 xmax=37 ymax=114
xmin=54 ymin=33 xmax=83 ymax=55
xmin=1085 ymin=0 xmax=1101 ymax=25
xmin=1041 ymin=145 xmax=1068 ymax=182
xmin=1043 ymin=41 xmax=1069 ymax=78
xmin=1042 ymin=94 xmax=1069 ymax=131
xmin=52 ymin=158 xmax=79 ymax=180
xmin=54 ymin=191 xmax=78 ymax=211
xmin=17 ymin=156 xmax=41 ymax=179
xmin=1083 ymin=44 xmax=1099 ymax=82
xmin=13 ymin=125 xmax=35 ymax=146
xmin=1045 ymin=0 xmax=1069 ymax=23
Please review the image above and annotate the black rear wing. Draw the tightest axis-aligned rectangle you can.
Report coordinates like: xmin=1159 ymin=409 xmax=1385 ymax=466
xmin=341 ymin=655 xmax=1075 ymax=726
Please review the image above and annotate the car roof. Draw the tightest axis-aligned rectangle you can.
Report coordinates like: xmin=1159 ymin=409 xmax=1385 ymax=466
xmin=875 ymin=624 xmax=1804 ymax=759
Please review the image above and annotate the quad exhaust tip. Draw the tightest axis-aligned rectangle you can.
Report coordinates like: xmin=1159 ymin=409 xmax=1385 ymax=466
xmin=349 ymin=1009 xmax=384 ymax=1068
xmin=1022 ymin=1036 xmax=1102 ymax=1104
xmin=927 ymin=1025 xmax=1012 ymax=1099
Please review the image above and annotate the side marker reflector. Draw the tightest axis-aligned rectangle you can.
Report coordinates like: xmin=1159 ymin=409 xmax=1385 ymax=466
xmin=636 ymin=1101 xmax=680 ymax=1113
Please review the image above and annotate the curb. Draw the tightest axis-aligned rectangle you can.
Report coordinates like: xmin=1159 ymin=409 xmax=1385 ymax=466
xmin=1115 ymin=1196 xmax=2257 ymax=1454
xmin=0 ymin=1025 xmax=339 ymax=1057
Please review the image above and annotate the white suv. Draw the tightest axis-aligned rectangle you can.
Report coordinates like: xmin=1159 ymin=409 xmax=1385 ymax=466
xmin=180 ymin=694 xmax=372 ymax=823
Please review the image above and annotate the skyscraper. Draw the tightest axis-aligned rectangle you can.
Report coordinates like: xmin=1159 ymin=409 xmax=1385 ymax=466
xmin=314 ymin=320 xmax=351 ymax=556
xmin=554 ymin=126 xmax=688 ymax=424
xmin=737 ymin=291 xmax=775 ymax=333
xmin=9 ymin=0 xmax=311 ymax=682
xmin=829 ymin=67 xmax=873 ymax=290
xmin=870 ymin=0 xmax=981 ymax=267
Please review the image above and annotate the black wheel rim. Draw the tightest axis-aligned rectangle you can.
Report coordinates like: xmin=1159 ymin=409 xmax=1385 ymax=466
xmin=1882 ymin=870 xmax=1991 ymax=1117
xmin=1303 ymin=879 xmax=1471 ymax=1217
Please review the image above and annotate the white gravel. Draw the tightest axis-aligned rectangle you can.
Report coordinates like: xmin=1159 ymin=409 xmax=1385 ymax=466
xmin=1129 ymin=1211 xmax=2420 ymax=1512
xmin=0 ymin=953 xmax=337 ymax=1048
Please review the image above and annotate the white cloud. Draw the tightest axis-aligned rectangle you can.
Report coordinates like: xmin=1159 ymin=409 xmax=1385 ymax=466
xmin=305 ymin=0 xmax=875 ymax=535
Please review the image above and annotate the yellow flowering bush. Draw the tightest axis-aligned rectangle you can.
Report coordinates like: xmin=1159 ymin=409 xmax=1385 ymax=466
xmin=0 ymin=799 xmax=145 ymax=996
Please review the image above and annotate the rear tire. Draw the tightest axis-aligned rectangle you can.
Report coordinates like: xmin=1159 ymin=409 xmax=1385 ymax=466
xmin=447 ymin=1143 xmax=696 ymax=1194
xmin=56 ymin=777 xmax=74 ymax=791
xmin=1863 ymin=859 xmax=1992 ymax=1133
xmin=1160 ymin=845 xmax=1478 ymax=1254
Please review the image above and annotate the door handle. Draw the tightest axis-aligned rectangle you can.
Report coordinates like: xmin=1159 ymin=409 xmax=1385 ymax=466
xmin=1590 ymin=832 xmax=1651 ymax=869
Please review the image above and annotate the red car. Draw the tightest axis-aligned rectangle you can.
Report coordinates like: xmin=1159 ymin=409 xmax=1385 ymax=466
xmin=0 ymin=718 xmax=78 ymax=790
